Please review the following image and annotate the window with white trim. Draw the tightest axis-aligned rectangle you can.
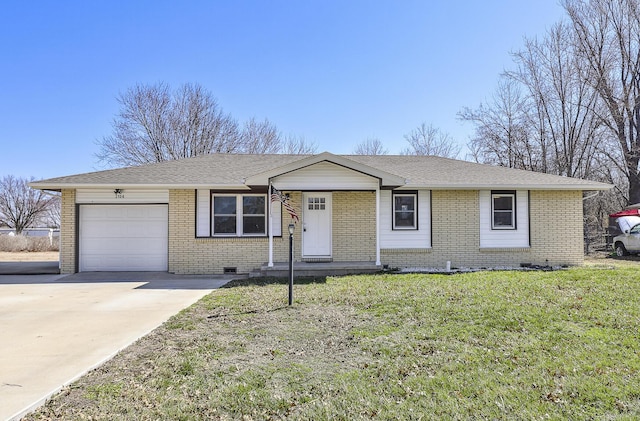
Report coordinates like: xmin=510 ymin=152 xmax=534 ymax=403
xmin=491 ymin=191 xmax=516 ymax=230
xmin=242 ymin=196 xmax=266 ymax=234
xmin=212 ymin=194 xmax=266 ymax=236
xmin=393 ymin=192 xmax=418 ymax=230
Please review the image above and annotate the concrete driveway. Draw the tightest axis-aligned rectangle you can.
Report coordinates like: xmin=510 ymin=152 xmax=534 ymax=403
xmin=0 ymin=271 xmax=239 ymax=421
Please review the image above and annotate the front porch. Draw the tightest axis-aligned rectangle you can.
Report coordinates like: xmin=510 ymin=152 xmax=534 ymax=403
xmin=252 ymin=261 xmax=383 ymax=277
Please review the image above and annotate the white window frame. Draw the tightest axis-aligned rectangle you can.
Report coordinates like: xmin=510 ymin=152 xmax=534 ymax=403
xmin=491 ymin=191 xmax=516 ymax=230
xmin=212 ymin=194 xmax=267 ymax=237
xmin=212 ymin=195 xmax=237 ymax=236
xmin=241 ymin=195 xmax=267 ymax=236
xmin=392 ymin=192 xmax=418 ymax=230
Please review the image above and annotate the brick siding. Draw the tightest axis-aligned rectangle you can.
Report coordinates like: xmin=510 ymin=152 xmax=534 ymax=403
xmin=332 ymin=191 xmax=376 ymax=262
xmin=168 ymin=190 xmax=282 ymax=274
xmin=168 ymin=190 xmax=378 ymax=274
xmin=381 ymin=190 xmax=584 ymax=269
xmin=62 ymin=188 xmax=584 ymax=274
xmin=59 ymin=189 xmax=76 ymax=274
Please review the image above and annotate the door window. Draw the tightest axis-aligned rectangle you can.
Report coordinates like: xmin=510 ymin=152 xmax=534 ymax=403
xmin=308 ymin=197 xmax=326 ymax=210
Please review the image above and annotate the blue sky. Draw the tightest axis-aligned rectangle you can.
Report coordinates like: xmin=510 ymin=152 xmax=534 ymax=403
xmin=0 ymin=1 xmax=566 ymax=179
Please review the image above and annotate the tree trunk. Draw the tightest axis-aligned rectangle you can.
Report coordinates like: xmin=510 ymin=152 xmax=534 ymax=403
xmin=628 ymin=166 xmax=640 ymax=205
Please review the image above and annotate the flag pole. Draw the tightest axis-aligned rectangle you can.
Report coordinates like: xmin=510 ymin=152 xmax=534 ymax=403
xmin=268 ymin=181 xmax=274 ymax=267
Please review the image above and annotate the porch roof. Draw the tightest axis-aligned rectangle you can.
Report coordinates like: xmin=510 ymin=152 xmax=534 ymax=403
xmin=244 ymin=152 xmax=406 ymax=187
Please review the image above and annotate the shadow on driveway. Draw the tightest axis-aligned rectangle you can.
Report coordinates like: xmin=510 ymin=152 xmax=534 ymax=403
xmin=63 ymin=271 xmax=242 ymax=290
xmin=0 ymin=270 xmax=243 ymax=290
xmin=0 ymin=261 xmax=60 ymax=275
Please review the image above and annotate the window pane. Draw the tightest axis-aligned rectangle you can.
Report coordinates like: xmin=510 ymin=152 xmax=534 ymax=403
xmin=307 ymin=197 xmax=327 ymax=210
xmin=493 ymin=211 xmax=513 ymax=227
xmin=493 ymin=196 xmax=513 ymax=211
xmin=492 ymin=193 xmax=515 ymax=229
xmin=243 ymin=196 xmax=265 ymax=215
xmin=243 ymin=216 xmax=265 ymax=234
xmin=395 ymin=212 xmax=415 ymax=227
xmin=395 ymin=196 xmax=415 ymax=211
xmin=214 ymin=216 xmax=236 ymax=233
xmin=214 ymin=196 xmax=236 ymax=214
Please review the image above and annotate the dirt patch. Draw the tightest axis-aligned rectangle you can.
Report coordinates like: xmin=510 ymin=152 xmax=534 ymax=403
xmin=0 ymin=251 xmax=59 ymax=262
xmin=584 ymin=252 xmax=640 ymax=268
xmin=25 ymin=286 xmax=373 ymax=420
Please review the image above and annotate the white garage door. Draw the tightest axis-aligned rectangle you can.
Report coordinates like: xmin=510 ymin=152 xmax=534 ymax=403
xmin=79 ymin=205 xmax=168 ymax=271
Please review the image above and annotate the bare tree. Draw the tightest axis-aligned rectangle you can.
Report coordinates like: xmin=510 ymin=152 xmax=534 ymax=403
xmin=563 ymin=0 xmax=640 ymax=204
xmin=43 ymin=194 xmax=61 ymax=228
xmin=0 ymin=176 xmax=56 ymax=234
xmin=168 ymin=83 xmax=242 ymax=157
xmin=458 ymin=1 xmax=637 ymax=248
xmin=507 ymin=22 xmax=607 ymax=179
xmin=459 ymin=79 xmax=535 ymax=168
xmin=97 ymin=82 xmax=241 ymax=167
xmin=353 ymin=138 xmax=389 ymax=155
xmin=240 ymin=117 xmax=281 ymax=154
xmin=280 ymin=134 xmax=318 ymax=154
xmin=401 ymin=123 xmax=460 ymax=158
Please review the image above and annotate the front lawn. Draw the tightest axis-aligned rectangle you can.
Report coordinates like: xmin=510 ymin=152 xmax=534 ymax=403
xmin=27 ymin=266 xmax=640 ymax=420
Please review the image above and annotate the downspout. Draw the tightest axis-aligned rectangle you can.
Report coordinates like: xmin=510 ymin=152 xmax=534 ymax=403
xmin=582 ymin=191 xmax=600 ymax=201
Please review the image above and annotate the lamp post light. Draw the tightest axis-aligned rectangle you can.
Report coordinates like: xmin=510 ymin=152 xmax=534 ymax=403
xmin=288 ymin=223 xmax=295 ymax=306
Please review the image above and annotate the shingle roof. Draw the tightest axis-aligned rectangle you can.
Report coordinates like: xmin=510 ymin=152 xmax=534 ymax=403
xmin=346 ymin=155 xmax=611 ymax=189
xmin=30 ymin=152 xmax=612 ymax=191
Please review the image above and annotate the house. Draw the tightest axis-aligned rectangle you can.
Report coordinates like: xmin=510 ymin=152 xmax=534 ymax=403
xmin=30 ymin=152 xmax=611 ymax=275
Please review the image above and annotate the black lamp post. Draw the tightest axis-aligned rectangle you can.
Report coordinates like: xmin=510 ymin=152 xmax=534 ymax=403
xmin=288 ymin=223 xmax=295 ymax=306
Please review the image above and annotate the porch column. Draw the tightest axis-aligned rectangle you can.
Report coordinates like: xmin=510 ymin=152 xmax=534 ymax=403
xmin=376 ymin=186 xmax=381 ymax=266
xmin=268 ymin=183 xmax=274 ymax=267
xmin=268 ymin=221 xmax=274 ymax=267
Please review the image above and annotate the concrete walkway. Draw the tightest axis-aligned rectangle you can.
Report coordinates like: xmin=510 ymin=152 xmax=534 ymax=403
xmin=0 ymin=272 xmax=238 ymax=421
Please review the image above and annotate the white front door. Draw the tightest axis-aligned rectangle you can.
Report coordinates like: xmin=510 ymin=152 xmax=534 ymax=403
xmin=302 ymin=192 xmax=332 ymax=257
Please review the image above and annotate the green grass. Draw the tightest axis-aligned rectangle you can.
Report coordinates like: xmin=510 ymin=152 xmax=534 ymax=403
xmin=27 ymin=267 xmax=640 ymax=420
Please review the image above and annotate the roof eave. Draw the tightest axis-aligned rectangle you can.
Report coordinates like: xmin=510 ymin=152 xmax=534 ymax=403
xmin=28 ymin=183 xmax=251 ymax=191
xmin=30 ymin=183 xmax=612 ymax=191
xmin=414 ymin=183 xmax=613 ymax=191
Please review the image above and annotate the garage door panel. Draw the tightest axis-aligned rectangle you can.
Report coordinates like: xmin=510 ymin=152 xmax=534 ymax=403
xmin=82 ymin=254 xmax=167 ymax=272
xmin=80 ymin=205 xmax=168 ymax=272
xmin=81 ymin=238 xmax=167 ymax=253
xmin=83 ymin=224 xmax=166 ymax=238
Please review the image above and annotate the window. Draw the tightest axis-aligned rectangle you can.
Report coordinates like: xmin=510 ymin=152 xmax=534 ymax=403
xmin=307 ymin=196 xmax=326 ymax=210
xmin=212 ymin=194 xmax=266 ymax=236
xmin=213 ymin=196 xmax=237 ymax=234
xmin=242 ymin=196 xmax=266 ymax=234
xmin=393 ymin=192 xmax=417 ymax=230
xmin=491 ymin=191 xmax=516 ymax=229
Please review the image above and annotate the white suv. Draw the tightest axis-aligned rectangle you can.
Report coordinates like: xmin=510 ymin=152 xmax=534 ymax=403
xmin=612 ymin=216 xmax=640 ymax=256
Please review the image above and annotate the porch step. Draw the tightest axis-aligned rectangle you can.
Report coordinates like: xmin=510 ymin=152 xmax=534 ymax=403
xmin=252 ymin=261 xmax=382 ymax=278
xmin=301 ymin=257 xmax=333 ymax=263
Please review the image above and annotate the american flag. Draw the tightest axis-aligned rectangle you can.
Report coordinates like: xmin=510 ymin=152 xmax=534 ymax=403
xmin=271 ymin=186 xmax=299 ymax=223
